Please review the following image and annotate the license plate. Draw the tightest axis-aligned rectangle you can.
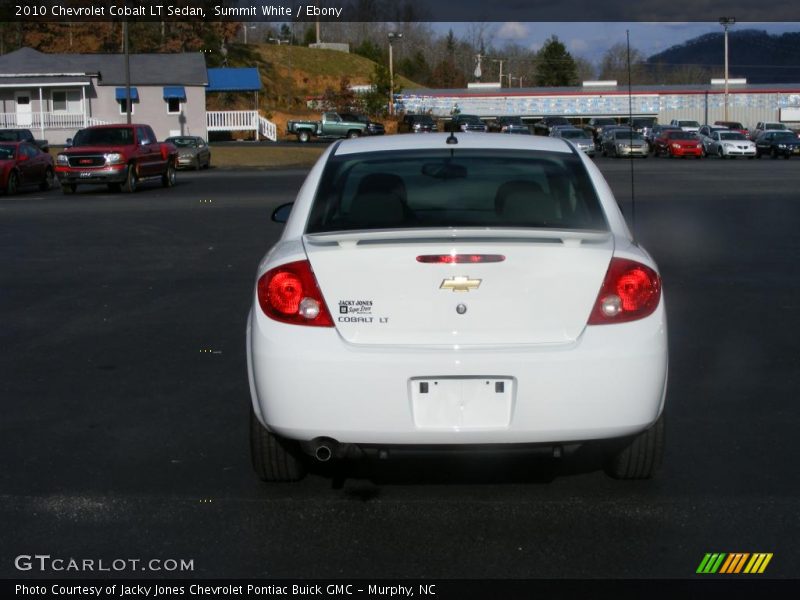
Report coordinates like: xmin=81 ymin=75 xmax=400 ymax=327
xmin=79 ymin=172 xmax=93 ymax=177
xmin=410 ymin=377 xmax=513 ymax=429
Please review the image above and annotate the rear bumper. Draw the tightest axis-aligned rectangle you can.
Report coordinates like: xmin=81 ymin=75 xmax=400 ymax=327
xmin=247 ymin=301 xmax=668 ymax=446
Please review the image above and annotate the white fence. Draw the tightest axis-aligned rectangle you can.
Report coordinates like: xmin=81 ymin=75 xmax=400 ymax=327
xmin=207 ymin=110 xmax=277 ymax=142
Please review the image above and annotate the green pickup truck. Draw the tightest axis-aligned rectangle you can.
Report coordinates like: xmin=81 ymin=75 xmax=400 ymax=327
xmin=286 ymin=112 xmax=367 ymax=143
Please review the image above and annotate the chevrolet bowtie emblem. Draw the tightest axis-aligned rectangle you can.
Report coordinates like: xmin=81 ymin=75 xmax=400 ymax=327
xmin=440 ymin=276 xmax=482 ymax=292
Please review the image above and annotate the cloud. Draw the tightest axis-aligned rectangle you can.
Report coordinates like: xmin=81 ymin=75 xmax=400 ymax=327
xmin=568 ymin=39 xmax=590 ymax=53
xmin=497 ymin=22 xmax=529 ymax=41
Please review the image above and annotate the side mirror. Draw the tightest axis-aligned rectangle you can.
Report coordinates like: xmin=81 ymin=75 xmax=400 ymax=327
xmin=272 ymin=203 xmax=293 ymax=224
xmin=65 ymin=138 xmax=73 ymax=147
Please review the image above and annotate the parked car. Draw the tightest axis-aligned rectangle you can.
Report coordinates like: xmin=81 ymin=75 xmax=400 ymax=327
xmin=714 ymin=120 xmax=750 ymax=137
xmin=626 ymin=117 xmax=658 ymax=137
xmin=339 ymin=113 xmax=385 ymax=136
xmin=751 ymin=122 xmax=790 ymax=141
xmin=165 ymin=135 xmax=211 ymax=170
xmin=533 ymin=116 xmax=571 ymax=136
xmin=249 ymin=133 xmax=667 ymax=482
xmin=705 ymin=131 xmax=756 ymax=159
xmin=398 ymin=114 xmax=438 ymax=134
xmin=55 ymin=124 xmax=177 ymax=194
xmin=551 ymin=127 xmax=595 ymax=156
xmin=584 ymin=117 xmax=617 ymax=147
xmin=653 ymin=130 xmax=703 ymax=158
xmin=0 ymin=128 xmax=49 ymax=153
xmin=448 ymin=114 xmax=488 ymax=133
xmin=754 ymin=131 xmax=800 ymax=158
xmin=669 ymin=119 xmax=701 ymax=133
xmin=0 ymin=141 xmax=55 ymax=194
xmin=287 ymin=112 xmax=367 ymax=143
xmin=697 ymin=125 xmax=729 ymax=155
xmin=597 ymin=125 xmax=632 ymax=153
xmin=602 ymin=130 xmax=648 ymax=158
xmin=492 ymin=116 xmax=530 ymax=134
xmin=646 ymin=125 xmax=681 ymax=152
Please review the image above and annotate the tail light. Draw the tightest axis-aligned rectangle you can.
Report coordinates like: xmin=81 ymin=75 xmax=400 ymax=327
xmin=257 ymin=260 xmax=333 ymax=327
xmin=588 ymin=258 xmax=661 ymax=325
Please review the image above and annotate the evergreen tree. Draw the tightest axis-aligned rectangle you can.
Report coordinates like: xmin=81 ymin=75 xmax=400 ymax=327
xmin=535 ymin=36 xmax=578 ymax=87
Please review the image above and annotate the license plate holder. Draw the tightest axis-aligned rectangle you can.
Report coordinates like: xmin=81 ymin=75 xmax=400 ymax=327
xmin=410 ymin=377 xmax=513 ymax=429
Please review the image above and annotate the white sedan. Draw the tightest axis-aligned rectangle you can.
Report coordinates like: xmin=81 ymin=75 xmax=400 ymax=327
xmin=706 ymin=131 xmax=757 ymax=158
xmin=247 ymin=134 xmax=668 ymax=481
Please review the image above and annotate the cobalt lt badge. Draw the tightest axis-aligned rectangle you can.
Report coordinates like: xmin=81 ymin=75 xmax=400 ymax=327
xmin=440 ymin=276 xmax=481 ymax=292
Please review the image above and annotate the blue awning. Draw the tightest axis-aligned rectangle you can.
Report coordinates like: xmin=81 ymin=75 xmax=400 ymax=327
xmin=163 ymin=86 xmax=186 ymax=100
xmin=115 ymin=87 xmax=139 ymax=101
xmin=206 ymin=68 xmax=262 ymax=92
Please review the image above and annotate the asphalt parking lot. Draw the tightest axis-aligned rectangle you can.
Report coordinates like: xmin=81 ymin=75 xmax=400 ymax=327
xmin=2 ymin=157 xmax=799 ymax=581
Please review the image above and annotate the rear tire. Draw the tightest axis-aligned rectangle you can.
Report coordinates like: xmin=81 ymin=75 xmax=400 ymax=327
xmin=40 ymin=168 xmax=54 ymax=191
xmin=605 ymin=413 xmax=665 ymax=480
xmin=6 ymin=171 xmax=18 ymax=195
xmin=250 ymin=406 xmax=307 ymax=482
xmin=347 ymin=130 xmax=360 ymax=139
xmin=297 ymin=130 xmax=310 ymax=143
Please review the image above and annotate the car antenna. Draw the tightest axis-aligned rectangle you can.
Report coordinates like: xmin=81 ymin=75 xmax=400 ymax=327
xmin=446 ymin=132 xmax=458 ymax=145
xmin=627 ymin=29 xmax=636 ymax=240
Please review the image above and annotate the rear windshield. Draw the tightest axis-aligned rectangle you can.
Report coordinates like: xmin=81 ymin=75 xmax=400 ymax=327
xmin=559 ymin=129 xmax=587 ymax=139
xmin=306 ymin=149 xmax=608 ymax=233
xmin=679 ymin=121 xmax=700 ymax=127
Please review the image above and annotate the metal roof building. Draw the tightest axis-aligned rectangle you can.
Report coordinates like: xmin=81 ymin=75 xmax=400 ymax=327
xmin=399 ymin=83 xmax=800 ymax=127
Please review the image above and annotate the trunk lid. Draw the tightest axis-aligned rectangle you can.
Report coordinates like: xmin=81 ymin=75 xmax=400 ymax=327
xmin=304 ymin=229 xmax=614 ymax=347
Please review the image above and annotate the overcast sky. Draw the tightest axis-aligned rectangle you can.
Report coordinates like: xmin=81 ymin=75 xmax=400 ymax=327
xmin=434 ymin=22 xmax=800 ymax=64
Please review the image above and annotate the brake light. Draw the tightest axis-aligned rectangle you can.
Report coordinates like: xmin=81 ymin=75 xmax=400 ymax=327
xmin=588 ymin=258 xmax=661 ymax=325
xmin=417 ymin=254 xmax=505 ymax=264
xmin=257 ymin=260 xmax=333 ymax=327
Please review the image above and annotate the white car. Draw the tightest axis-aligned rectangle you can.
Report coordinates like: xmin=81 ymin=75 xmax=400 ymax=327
xmin=247 ymin=134 xmax=668 ymax=482
xmin=707 ymin=131 xmax=757 ymax=159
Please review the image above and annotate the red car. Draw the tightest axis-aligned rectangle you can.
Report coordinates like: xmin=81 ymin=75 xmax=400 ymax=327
xmin=653 ymin=130 xmax=704 ymax=158
xmin=0 ymin=141 xmax=55 ymax=194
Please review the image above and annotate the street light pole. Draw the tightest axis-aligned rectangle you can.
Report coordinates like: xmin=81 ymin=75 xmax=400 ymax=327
xmin=388 ymin=32 xmax=403 ymax=115
xmin=719 ymin=17 xmax=735 ymax=122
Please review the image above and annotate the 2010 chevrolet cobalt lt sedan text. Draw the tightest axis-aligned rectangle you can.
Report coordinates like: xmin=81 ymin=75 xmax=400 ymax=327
xmin=246 ymin=133 xmax=667 ymax=482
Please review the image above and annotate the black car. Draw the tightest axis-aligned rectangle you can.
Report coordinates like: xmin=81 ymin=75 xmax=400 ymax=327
xmin=754 ymin=131 xmax=800 ymax=158
xmin=584 ymin=117 xmax=617 ymax=146
xmin=398 ymin=114 xmax=438 ymax=134
xmin=339 ymin=113 xmax=385 ymax=136
xmin=533 ymin=116 xmax=571 ymax=136
xmin=448 ymin=114 xmax=488 ymax=133
xmin=491 ymin=116 xmax=531 ymax=134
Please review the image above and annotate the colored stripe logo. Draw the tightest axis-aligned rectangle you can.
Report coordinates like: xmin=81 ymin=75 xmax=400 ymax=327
xmin=697 ymin=553 xmax=773 ymax=574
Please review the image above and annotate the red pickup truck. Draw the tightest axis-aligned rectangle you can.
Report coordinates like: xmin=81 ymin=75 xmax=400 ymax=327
xmin=55 ymin=124 xmax=177 ymax=194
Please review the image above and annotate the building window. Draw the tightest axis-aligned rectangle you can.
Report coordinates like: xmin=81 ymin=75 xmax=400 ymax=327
xmin=51 ymin=89 xmax=81 ymax=113
xmin=167 ymin=98 xmax=181 ymax=114
xmin=118 ymin=99 xmax=135 ymax=115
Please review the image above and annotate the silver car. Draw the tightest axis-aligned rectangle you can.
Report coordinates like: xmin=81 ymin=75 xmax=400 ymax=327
xmin=552 ymin=127 xmax=596 ymax=157
xmin=165 ymin=136 xmax=211 ymax=170
xmin=603 ymin=130 xmax=648 ymax=158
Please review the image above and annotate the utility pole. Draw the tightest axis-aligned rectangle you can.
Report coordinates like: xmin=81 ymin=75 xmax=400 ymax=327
xmin=719 ymin=17 xmax=736 ymax=122
xmin=388 ymin=32 xmax=403 ymax=115
xmin=123 ymin=20 xmax=131 ymax=124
